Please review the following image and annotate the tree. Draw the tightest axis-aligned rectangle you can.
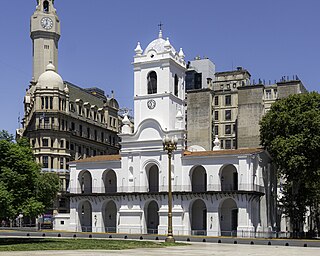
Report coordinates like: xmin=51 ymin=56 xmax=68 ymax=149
xmin=0 ymin=132 xmax=59 ymax=223
xmin=260 ymin=92 xmax=320 ymax=234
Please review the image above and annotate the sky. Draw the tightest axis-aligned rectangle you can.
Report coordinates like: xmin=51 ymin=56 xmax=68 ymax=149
xmin=0 ymin=0 xmax=319 ymax=135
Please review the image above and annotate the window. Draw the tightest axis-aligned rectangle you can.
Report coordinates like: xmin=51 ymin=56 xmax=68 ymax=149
xmin=265 ymin=89 xmax=272 ymax=100
xmin=42 ymin=138 xmax=49 ymax=147
xmin=44 ymin=45 xmax=49 ymax=50
xmin=49 ymin=97 xmax=53 ymax=109
xmin=87 ymin=127 xmax=90 ymax=139
xmin=78 ymin=145 xmax=82 ymax=154
xmin=225 ymin=140 xmax=232 ymax=149
xmin=43 ymin=0 xmax=49 ymax=12
xmin=220 ymin=140 xmax=224 ymax=149
xmin=45 ymin=96 xmax=49 ymax=109
xmin=226 ymin=84 xmax=230 ymax=89
xmin=60 ymin=157 xmax=64 ymax=169
xmin=225 ymin=95 xmax=231 ymax=106
xmin=214 ymin=111 xmax=219 ymax=121
xmin=225 ymin=110 xmax=231 ymax=121
xmin=225 ymin=125 xmax=231 ymax=135
xmin=60 ymin=140 xmax=64 ymax=148
xmin=71 ymin=122 xmax=75 ymax=131
xmin=214 ymin=96 xmax=219 ymax=106
xmin=174 ymin=74 xmax=178 ymax=96
xmin=70 ymin=144 xmax=74 ymax=151
xmin=93 ymin=150 xmax=96 ymax=156
xmin=41 ymin=97 xmax=44 ymax=109
xmin=101 ymin=132 xmax=104 ymax=142
xmin=94 ymin=130 xmax=97 ymax=141
xmin=214 ymin=125 xmax=219 ymax=136
xmin=51 ymin=157 xmax=54 ymax=169
xmin=31 ymin=139 xmax=35 ymax=147
xmin=51 ymin=138 xmax=54 ymax=148
xmin=233 ymin=124 xmax=237 ymax=135
xmin=274 ymin=89 xmax=278 ymax=99
xmin=233 ymin=83 xmax=237 ymax=88
xmin=78 ymin=105 xmax=82 ymax=116
xmin=147 ymin=71 xmax=157 ymax=94
xmin=79 ymin=125 xmax=83 ymax=136
xmin=233 ymin=139 xmax=237 ymax=149
xmin=43 ymin=156 xmax=48 ymax=168
xmin=86 ymin=148 xmax=90 ymax=156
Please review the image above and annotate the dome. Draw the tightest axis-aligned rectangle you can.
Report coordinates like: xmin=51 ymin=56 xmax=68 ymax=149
xmin=144 ymin=34 xmax=176 ymax=55
xmin=37 ymin=63 xmax=64 ymax=90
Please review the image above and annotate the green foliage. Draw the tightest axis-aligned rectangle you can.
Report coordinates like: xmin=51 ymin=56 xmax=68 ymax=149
xmin=260 ymin=92 xmax=320 ymax=231
xmin=0 ymin=132 xmax=60 ymax=221
xmin=0 ymin=130 xmax=14 ymax=142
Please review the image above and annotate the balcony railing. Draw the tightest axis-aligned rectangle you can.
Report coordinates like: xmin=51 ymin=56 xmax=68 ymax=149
xmin=68 ymin=183 xmax=264 ymax=194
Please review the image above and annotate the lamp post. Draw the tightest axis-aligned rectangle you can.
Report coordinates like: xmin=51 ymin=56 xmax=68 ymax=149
xmin=162 ymin=135 xmax=178 ymax=243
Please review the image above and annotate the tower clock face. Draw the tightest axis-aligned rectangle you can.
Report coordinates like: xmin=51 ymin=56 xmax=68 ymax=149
xmin=41 ymin=17 xmax=53 ymax=30
xmin=147 ymin=100 xmax=156 ymax=109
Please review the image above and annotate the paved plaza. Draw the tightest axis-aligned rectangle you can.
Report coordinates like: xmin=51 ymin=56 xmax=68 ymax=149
xmin=1 ymin=242 xmax=320 ymax=256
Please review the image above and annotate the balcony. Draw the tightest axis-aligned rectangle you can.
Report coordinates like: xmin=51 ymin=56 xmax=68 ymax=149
xmin=68 ymin=183 xmax=264 ymax=194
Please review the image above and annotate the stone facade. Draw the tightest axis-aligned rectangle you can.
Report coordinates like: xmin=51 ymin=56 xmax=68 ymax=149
xmin=18 ymin=0 xmax=120 ymax=214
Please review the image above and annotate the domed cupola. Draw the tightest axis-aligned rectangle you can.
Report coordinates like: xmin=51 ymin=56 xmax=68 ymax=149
xmin=143 ymin=30 xmax=176 ymax=55
xmin=37 ymin=63 xmax=64 ymax=90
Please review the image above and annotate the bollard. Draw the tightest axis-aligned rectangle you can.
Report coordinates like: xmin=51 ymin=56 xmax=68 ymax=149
xmin=140 ymin=236 xmax=143 ymax=240
xmin=27 ymin=233 xmax=30 ymax=237
xmin=187 ymin=238 xmax=190 ymax=242
xmin=73 ymin=234 xmax=77 ymax=238
xmin=234 ymin=241 xmax=237 ymax=244
xmin=109 ymin=235 xmax=112 ymax=238
xmin=250 ymin=241 xmax=254 ymax=245
xmin=268 ymin=241 xmax=271 ymax=245
xmin=202 ymin=239 xmax=206 ymax=242
xmin=58 ymin=233 xmax=61 ymax=237
xmin=304 ymin=244 xmax=307 ymax=247
xmin=89 ymin=234 xmax=92 ymax=238
xmin=155 ymin=237 xmax=159 ymax=240
xmin=42 ymin=233 xmax=46 ymax=237
xmin=285 ymin=243 xmax=289 ymax=246
xmin=218 ymin=239 xmax=221 ymax=243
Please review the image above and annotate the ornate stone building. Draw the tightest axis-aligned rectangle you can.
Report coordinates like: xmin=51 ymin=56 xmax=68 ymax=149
xmin=17 ymin=0 xmax=120 ymax=214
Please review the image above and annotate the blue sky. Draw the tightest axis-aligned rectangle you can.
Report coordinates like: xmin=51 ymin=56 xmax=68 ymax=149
xmin=0 ymin=0 xmax=319 ymax=135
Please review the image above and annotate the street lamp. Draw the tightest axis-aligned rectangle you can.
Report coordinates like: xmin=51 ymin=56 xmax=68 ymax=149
xmin=162 ymin=135 xmax=178 ymax=243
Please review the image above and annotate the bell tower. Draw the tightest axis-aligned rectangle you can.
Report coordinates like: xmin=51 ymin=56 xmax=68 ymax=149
xmin=31 ymin=0 xmax=60 ymax=82
xmin=133 ymin=29 xmax=187 ymax=132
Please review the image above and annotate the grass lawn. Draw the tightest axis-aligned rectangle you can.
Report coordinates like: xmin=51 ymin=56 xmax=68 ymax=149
xmin=0 ymin=238 xmax=181 ymax=251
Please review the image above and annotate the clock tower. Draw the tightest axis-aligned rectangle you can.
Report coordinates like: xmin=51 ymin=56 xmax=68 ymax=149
xmin=133 ymin=30 xmax=187 ymax=132
xmin=31 ymin=0 xmax=60 ymax=82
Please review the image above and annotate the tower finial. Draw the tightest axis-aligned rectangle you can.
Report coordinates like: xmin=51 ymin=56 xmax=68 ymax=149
xmin=158 ymin=22 xmax=163 ymax=38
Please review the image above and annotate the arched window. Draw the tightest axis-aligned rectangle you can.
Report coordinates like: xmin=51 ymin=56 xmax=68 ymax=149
xmin=174 ymin=74 xmax=179 ymax=96
xmin=43 ymin=1 xmax=49 ymax=12
xmin=147 ymin=71 xmax=157 ymax=94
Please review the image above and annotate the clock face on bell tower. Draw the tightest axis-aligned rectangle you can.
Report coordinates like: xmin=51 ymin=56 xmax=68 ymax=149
xmin=31 ymin=0 xmax=60 ymax=82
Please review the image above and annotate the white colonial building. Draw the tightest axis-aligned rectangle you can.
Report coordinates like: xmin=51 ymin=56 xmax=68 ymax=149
xmin=62 ymin=30 xmax=277 ymax=237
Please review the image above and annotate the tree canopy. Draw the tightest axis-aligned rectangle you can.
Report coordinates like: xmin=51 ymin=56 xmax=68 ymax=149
xmin=260 ymin=92 xmax=320 ymax=232
xmin=0 ymin=131 xmax=59 ymax=222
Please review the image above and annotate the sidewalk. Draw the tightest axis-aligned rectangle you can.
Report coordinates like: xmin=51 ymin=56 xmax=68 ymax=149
xmin=1 ymin=243 xmax=320 ymax=256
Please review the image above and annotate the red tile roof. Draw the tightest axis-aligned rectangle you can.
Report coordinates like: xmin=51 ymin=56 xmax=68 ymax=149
xmin=70 ymin=154 xmax=121 ymax=164
xmin=183 ymin=148 xmax=264 ymax=157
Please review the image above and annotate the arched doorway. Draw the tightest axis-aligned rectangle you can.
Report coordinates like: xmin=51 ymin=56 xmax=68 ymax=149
xmin=147 ymin=165 xmax=159 ymax=192
xmin=145 ymin=201 xmax=159 ymax=234
xmin=103 ymin=169 xmax=117 ymax=193
xmin=220 ymin=165 xmax=238 ymax=191
xmin=219 ymin=198 xmax=238 ymax=236
xmin=79 ymin=170 xmax=92 ymax=194
xmin=190 ymin=166 xmax=207 ymax=192
xmin=78 ymin=201 xmax=92 ymax=232
xmin=102 ymin=200 xmax=117 ymax=233
xmin=190 ymin=199 xmax=207 ymax=235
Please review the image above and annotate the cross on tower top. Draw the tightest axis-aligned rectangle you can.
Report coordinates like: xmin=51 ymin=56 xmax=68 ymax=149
xmin=158 ymin=22 xmax=163 ymax=38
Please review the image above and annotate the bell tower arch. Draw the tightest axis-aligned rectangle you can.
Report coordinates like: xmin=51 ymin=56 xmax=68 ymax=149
xmin=31 ymin=0 xmax=61 ymax=82
xmin=133 ymin=29 xmax=187 ymax=132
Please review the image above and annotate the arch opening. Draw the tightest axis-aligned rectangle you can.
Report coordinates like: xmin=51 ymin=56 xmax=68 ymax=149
xmin=220 ymin=164 xmax=238 ymax=191
xmin=145 ymin=201 xmax=159 ymax=234
xmin=219 ymin=198 xmax=238 ymax=237
xmin=147 ymin=71 xmax=157 ymax=94
xmin=78 ymin=201 xmax=92 ymax=232
xmin=79 ymin=171 xmax=92 ymax=194
xmin=174 ymin=74 xmax=179 ymax=96
xmin=43 ymin=0 xmax=49 ymax=12
xmin=147 ymin=164 xmax=159 ymax=192
xmin=190 ymin=199 xmax=207 ymax=235
xmin=190 ymin=166 xmax=207 ymax=192
xmin=102 ymin=201 xmax=117 ymax=233
xmin=103 ymin=169 xmax=117 ymax=193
